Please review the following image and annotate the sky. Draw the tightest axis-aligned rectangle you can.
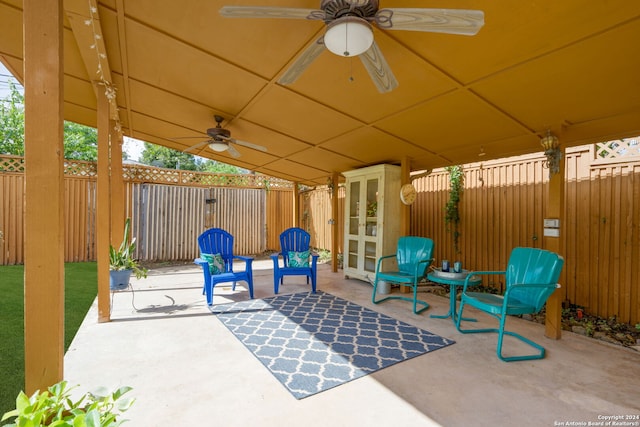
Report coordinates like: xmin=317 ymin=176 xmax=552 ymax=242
xmin=0 ymin=62 xmax=16 ymax=100
xmin=0 ymin=61 xmax=144 ymax=160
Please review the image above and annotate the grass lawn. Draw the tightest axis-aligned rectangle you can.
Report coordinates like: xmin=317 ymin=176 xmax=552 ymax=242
xmin=0 ymin=262 xmax=97 ymax=418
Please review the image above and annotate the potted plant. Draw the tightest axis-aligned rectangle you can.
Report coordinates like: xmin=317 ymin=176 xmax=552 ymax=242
xmin=109 ymin=218 xmax=147 ymax=291
xmin=366 ymin=201 xmax=377 ymax=217
xmin=1 ymin=380 xmax=134 ymax=426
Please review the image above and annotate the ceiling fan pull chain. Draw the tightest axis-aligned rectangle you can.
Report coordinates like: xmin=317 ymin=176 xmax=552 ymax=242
xmin=349 ymin=57 xmax=354 ymax=82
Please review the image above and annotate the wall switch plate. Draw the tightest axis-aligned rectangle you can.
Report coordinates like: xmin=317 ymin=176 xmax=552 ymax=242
xmin=544 ymin=218 xmax=560 ymax=228
xmin=544 ymin=228 xmax=560 ymax=237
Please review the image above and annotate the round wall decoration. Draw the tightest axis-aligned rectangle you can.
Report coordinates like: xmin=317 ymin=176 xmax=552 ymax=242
xmin=400 ymin=183 xmax=417 ymax=205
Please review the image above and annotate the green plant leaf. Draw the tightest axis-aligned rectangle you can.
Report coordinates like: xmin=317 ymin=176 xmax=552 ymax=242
xmin=83 ymin=409 xmax=102 ymax=427
xmin=444 ymin=165 xmax=464 ymax=253
xmin=4 ymin=381 xmax=133 ymax=427
xmin=109 ymin=218 xmax=147 ymax=279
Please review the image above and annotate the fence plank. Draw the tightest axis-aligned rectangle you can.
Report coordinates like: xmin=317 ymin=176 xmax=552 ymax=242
xmin=266 ymin=189 xmax=293 ymax=250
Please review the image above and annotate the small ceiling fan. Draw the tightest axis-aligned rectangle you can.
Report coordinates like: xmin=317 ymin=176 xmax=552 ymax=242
xmin=220 ymin=0 xmax=484 ymax=93
xmin=179 ymin=115 xmax=267 ymax=158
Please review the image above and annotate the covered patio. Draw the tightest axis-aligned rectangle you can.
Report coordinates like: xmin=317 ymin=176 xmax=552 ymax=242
xmin=2 ymin=0 xmax=640 ymax=414
xmin=65 ymin=260 xmax=639 ymax=426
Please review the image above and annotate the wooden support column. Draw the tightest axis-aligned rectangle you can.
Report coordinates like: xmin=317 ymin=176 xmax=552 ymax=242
xmin=97 ymin=87 xmax=111 ymax=322
xmin=400 ymin=158 xmax=411 ymax=293
xmin=23 ymin=0 xmax=65 ymax=393
xmin=331 ymin=172 xmax=339 ymax=273
xmin=400 ymin=157 xmax=411 ymax=236
xmin=110 ymin=123 xmax=124 ymax=245
xmin=544 ymin=146 xmax=566 ymax=340
xmin=292 ymin=182 xmax=299 ymax=228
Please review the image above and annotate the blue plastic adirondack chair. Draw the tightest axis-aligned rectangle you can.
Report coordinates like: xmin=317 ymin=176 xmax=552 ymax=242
xmin=372 ymin=236 xmax=434 ymax=314
xmin=194 ymin=228 xmax=254 ymax=305
xmin=455 ymin=247 xmax=564 ymax=362
xmin=271 ymin=227 xmax=318 ymax=294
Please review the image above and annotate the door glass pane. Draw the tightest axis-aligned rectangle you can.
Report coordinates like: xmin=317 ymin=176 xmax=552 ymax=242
xmin=365 ymin=219 xmax=377 ymax=237
xmin=366 ymin=178 xmax=378 ymax=219
xmin=364 ymin=241 xmax=376 ymax=272
xmin=348 ymin=239 xmax=359 ymax=269
xmin=349 ymin=181 xmax=361 ymax=235
xmin=350 ymin=181 xmax=361 ymax=217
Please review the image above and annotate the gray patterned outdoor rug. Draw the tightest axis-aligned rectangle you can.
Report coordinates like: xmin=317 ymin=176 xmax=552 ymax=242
xmin=211 ymin=291 xmax=455 ymax=399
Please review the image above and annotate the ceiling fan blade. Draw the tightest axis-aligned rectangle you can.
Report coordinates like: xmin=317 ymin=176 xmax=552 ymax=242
xmin=219 ymin=6 xmax=322 ymax=21
xmin=230 ymin=138 xmax=268 ymax=152
xmin=376 ymin=8 xmax=484 ymax=36
xmin=182 ymin=140 xmax=209 ymax=153
xmin=359 ymin=41 xmax=398 ymax=93
xmin=278 ymin=37 xmax=325 ymax=86
xmin=226 ymin=144 xmax=241 ymax=158
xmin=218 ymin=134 xmax=267 ymax=152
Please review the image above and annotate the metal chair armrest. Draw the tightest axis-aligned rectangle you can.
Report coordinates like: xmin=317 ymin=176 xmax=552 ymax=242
xmin=462 ymin=270 xmax=506 ymax=293
xmin=375 ymin=254 xmax=397 ymax=274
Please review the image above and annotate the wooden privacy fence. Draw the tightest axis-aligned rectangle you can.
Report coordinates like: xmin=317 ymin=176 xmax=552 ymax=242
xmin=127 ymin=184 xmax=294 ymax=259
xmin=0 ymin=156 xmax=294 ymax=264
xmin=300 ymin=185 xmax=345 ymax=252
xmin=408 ymin=144 xmax=640 ymax=324
xmin=298 ymin=143 xmax=640 ymax=324
xmin=266 ymin=188 xmax=295 ymax=250
xmin=2 ymin=140 xmax=639 ymax=323
xmin=127 ymin=184 xmax=268 ymax=261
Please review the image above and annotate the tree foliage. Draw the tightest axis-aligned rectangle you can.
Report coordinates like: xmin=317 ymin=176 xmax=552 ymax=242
xmin=63 ymin=121 xmax=97 ymax=160
xmin=140 ymin=143 xmax=198 ymax=170
xmin=199 ymin=159 xmax=246 ymax=174
xmin=139 ymin=142 xmax=247 ymax=174
xmin=0 ymin=79 xmax=98 ymax=160
xmin=0 ymin=80 xmax=24 ymax=156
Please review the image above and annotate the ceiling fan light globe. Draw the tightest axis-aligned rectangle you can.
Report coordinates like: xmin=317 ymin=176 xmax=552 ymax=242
xmin=209 ymin=141 xmax=228 ymax=152
xmin=324 ymin=17 xmax=373 ymax=57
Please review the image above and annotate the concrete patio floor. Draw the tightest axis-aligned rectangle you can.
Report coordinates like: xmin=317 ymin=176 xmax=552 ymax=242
xmin=64 ymin=260 xmax=640 ymax=427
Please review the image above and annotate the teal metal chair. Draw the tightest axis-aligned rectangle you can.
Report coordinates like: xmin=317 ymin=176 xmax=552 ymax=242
xmin=372 ymin=236 xmax=434 ymax=314
xmin=455 ymin=247 xmax=564 ymax=362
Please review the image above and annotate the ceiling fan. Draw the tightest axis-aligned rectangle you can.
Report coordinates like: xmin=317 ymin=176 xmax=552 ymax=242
xmin=179 ymin=115 xmax=267 ymax=158
xmin=220 ymin=0 xmax=484 ymax=93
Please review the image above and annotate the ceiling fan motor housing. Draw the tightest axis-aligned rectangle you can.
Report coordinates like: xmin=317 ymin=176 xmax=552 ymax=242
xmin=206 ymin=127 xmax=231 ymax=139
xmin=321 ymin=0 xmax=378 ymax=21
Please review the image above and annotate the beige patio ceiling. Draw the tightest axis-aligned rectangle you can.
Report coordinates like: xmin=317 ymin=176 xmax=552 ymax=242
xmin=1 ymin=0 xmax=639 ymax=186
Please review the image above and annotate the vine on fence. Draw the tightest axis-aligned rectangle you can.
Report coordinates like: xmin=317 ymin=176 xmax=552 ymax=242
xmin=444 ymin=165 xmax=464 ymax=253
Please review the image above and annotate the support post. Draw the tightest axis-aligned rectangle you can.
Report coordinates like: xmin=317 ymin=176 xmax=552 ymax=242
xmin=400 ymin=157 xmax=411 ymax=236
xmin=23 ymin=0 xmax=65 ymax=393
xmin=110 ymin=122 xmax=124 ymax=245
xmin=400 ymin=158 xmax=411 ymax=293
xmin=543 ymin=146 xmax=566 ymax=339
xmin=292 ymin=181 xmax=299 ymax=228
xmin=97 ymin=87 xmax=111 ymax=322
xmin=331 ymin=172 xmax=339 ymax=273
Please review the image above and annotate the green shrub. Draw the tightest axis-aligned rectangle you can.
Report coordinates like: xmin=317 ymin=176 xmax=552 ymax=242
xmin=1 ymin=381 xmax=134 ymax=427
